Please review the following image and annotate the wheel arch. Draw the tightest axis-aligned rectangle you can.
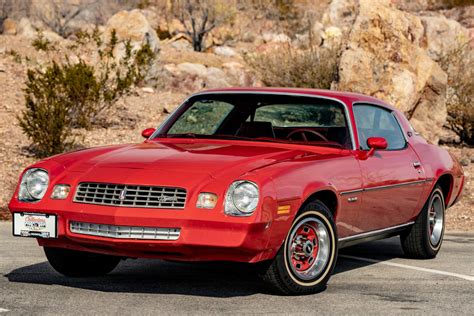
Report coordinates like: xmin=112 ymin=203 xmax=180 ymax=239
xmin=300 ymin=189 xmax=339 ymax=219
xmin=434 ymin=173 xmax=454 ymax=207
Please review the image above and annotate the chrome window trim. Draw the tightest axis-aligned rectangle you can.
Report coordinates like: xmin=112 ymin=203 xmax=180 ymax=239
xmin=152 ymin=91 xmax=357 ymax=150
xmin=338 ymin=221 xmax=415 ymax=242
xmin=340 ymin=178 xmax=432 ymax=195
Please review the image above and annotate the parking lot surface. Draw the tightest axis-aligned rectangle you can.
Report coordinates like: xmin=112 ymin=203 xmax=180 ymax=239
xmin=0 ymin=222 xmax=473 ymax=315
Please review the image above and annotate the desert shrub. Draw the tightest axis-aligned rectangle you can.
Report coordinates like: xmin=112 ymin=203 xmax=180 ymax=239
xmin=18 ymin=62 xmax=75 ymax=156
xmin=18 ymin=29 xmax=156 ymax=157
xmin=440 ymin=41 xmax=474 ymax=145
xmin=32 ymin=32 xmax=52 ymax=51
xmin=7 ymin=49 xmax=22 ymax=63
xmin=245 ymin=44 xmax=339 ymax=89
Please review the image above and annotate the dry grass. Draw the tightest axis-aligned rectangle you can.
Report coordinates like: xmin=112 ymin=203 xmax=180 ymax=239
xmin=245 ymin=44 xmax=339 ymax=89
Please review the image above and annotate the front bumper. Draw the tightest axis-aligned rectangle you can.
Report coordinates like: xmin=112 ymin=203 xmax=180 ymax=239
xmin=8 ymin=201 xmax=276 ymax=263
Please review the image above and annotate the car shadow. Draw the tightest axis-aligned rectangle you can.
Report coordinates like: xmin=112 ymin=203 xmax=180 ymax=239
xmin=5 ymin=237 xmax=405 ymax=297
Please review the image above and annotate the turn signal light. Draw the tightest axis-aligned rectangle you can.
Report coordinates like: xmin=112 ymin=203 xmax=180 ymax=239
xmin=196 ymin=193 xmax=218 ymax=209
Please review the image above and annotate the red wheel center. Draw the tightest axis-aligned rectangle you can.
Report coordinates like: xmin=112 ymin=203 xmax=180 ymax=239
xmin=291 ymin=224 xmax=319 ymax=272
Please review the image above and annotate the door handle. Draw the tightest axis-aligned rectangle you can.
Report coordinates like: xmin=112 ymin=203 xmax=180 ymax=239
xmin=413 ymin=161 xmax=421 ymax=168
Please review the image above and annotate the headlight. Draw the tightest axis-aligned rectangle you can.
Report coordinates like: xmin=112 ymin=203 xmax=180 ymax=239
xmin=18 ymin=168 xmax=49 ymax=202
xmin=224 ymin=181 xmax=259 ymax=216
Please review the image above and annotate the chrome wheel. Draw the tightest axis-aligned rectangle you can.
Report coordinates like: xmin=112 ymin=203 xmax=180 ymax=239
xmin=287 ymin=217 xmax=330 ymax=280
xmin=429 ymin=194 xmax=444 ymax=246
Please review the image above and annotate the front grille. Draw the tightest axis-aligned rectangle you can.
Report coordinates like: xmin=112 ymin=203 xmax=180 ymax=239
xmin=70 ymin=221 xmax=180 ymax=240
xmin=73 ymin=182 xmax=187 ymax=209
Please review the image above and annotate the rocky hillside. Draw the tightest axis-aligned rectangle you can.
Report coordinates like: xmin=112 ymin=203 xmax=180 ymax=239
xmin=0 ymin=0 xmax=472 ymax=229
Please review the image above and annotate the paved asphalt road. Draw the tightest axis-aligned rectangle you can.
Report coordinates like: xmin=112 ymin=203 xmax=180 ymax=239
xmin=0 ymin=222 xmax=473 ymax=315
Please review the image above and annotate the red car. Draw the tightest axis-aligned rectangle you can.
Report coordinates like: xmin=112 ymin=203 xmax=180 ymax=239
xmin=9 ymin=88 xmax=464 ymax=295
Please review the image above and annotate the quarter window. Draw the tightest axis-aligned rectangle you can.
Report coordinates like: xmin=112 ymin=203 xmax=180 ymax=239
xmin=353 ymin=105 xmax=406 ymax=150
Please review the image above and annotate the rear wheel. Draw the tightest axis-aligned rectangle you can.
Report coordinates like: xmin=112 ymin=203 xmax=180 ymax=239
xmin=44 ymin=247 xmax=121 ymax=277
xmin=260 ymin=201 xmax=337 ymax=295
xmin=401 ymin=186 xmax=445 ymax=259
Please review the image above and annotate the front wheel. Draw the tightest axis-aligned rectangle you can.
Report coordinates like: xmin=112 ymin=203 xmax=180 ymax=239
xmin=44 ymin=247 xmax=121 ymax=277
xmin=400 ymin=186 xmax=445 ymax=259
xmin=260 ymin=201 xmax=338 ymax=295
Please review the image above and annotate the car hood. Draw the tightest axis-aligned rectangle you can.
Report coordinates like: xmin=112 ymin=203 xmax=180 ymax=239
xmin=48 ymin=140 xmax=328 ymax=188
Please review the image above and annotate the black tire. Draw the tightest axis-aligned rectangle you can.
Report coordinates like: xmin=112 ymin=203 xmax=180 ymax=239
xmin=44 ymin=247 xmax=121 ymax=277
xmin=400 ymin=186 xmax=446 ymax=259
xmin=260 ymin=201 xmax=338 ymax=295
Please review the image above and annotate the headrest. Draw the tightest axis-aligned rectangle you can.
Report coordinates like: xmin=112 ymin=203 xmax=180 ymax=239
xmin=237 ymin=121 xmax=275 ymax=138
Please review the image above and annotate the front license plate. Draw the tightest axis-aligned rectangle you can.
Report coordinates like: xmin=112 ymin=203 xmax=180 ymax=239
xmin=13 ymin=213 xmax=57 ymax=238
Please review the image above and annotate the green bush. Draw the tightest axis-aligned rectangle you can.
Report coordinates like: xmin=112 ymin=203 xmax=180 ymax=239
xmin=18 ymin=29 xmax=156 ymax=157
xmin=245 ymin=44 xmax=339 ymax=89
xmin=18 ymin=62 xmax=75 ymax=156
xmin=32 ymin=32 xmax=52 ymax=51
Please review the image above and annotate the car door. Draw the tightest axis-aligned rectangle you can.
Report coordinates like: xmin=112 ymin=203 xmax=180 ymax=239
xmin=353 ymin=104 xmax=426 ymax=232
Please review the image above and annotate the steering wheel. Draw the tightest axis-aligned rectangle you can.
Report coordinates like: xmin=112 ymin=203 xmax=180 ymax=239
xmin=287 ymin=129 xmax=328 ymax=142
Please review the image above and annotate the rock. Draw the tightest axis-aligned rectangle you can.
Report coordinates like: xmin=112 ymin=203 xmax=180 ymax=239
xmin=222 ymin=62 xmax=257 ymax=87
xmin=460 ymin=157 xmax=470 ymax=167
xmin=205 ymin=67 xmax=230 ymax=88
xmin=443 ymin=5 xmax=474 ymax=29
xmin=141 ymin=87 xmax=154 ymax=94
xmin=213 ymin=46 xmax=237 ymax=57
xmin=262 ymin=32 xmax=291 ymax=43
xmin=16 ymin=17 xmax=36 ymax=39
xmin=322 ymin=0 xmax=359 ymax=33
xmin=439 ymin=128 xmax=461 ymax=144
xmin=176 ymin=63 xmax=207 ymax=76
xmin=322 ymin=26 xmax=343 ymax=48
xmin=170 ymin=38 xmax=193 ymax=51
xmin=42 ymin=30 xmax=63 ymax=42
xmin=420 ymin=14 xmax=469 ymax=61
xmin=104 ymin=9 xmax=160 ymax=58
xmin=334 ymin=0 xmax=447 ymax=144
xmin=395 ymin=0 xmax=433 ymax=11
xmin=2 ymin=18 xmax=17 ymax=35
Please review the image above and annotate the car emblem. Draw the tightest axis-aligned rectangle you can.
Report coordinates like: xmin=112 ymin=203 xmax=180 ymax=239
xmin=119 ymin=189 xmax=127 ymax=201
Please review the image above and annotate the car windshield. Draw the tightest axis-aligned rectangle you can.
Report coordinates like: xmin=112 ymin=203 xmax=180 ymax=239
xmin=157 ymin=93 xmax=352 ymax=149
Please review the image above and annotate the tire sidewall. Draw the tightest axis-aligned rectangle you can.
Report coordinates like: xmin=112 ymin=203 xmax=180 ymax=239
xmin=425 ymin=188 xmax=445 ymax=252
xmin=280 ymin=204 xmax=337 ymax=289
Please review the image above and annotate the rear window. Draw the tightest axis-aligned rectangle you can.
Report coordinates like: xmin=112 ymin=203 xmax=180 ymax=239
xmin=253 ymin=104 xmax=346 ymax=128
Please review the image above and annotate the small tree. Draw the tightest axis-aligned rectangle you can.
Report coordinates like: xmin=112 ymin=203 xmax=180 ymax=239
xmin=172 ymin=0 xmax=235 ymax=52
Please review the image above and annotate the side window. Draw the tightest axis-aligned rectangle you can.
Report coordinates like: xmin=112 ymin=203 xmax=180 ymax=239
xmin=353 ymin=105 xmax=406 ymax=150
xmin=168 ymin=100 xmax=234 ymax=135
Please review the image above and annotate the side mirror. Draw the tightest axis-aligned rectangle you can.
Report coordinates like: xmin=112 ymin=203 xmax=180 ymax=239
xmin=141 ymin=128 xmax=156 ymax=139
xmin=367 ymin=137 xmax=388 ymax=150
xmin=360 ymin=137 xmax=388 ymax=160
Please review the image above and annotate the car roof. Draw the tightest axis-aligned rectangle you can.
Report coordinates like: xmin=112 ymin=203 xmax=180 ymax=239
xmin=195 ymin=87 xmax=396 ymax=111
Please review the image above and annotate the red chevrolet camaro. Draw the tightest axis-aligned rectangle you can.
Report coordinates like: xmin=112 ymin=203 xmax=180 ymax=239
xmin=9 ymin=88 xmax=464 ymax=294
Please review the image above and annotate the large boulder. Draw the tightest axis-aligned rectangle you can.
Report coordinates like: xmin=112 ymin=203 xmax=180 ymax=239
xmin=163 ymin=61 xmax=257 ymax=91
xmin=333 ymin=0 xmax=447 ymax=144
xmin=419 ymin=14 xmax=469 ymax=61
xmin=103 ymin=10 xmax=160 ymax=58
